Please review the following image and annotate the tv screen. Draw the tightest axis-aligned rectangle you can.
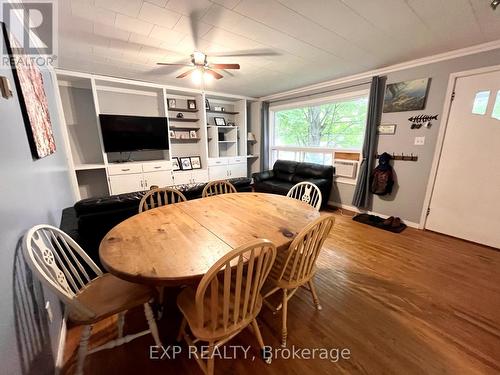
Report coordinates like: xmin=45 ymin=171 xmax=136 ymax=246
xmin=99 ymin=114 xmax=169 ymax=152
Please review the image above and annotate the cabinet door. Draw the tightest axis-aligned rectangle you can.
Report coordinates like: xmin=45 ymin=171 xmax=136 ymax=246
xmin=209 ymin=165 xmax=228 ymax=180
xmin=109 ymin=174 xmax=144 ymax=195
xmin=228 ymin=162 xmax=247 ymax=178
xmin=143 ymin=170 xmax=174 ymax=189
xmin=173 ymin=171 xmax=192 ymax=185
xmin=192 ymin=169 xmax=209 ymax=184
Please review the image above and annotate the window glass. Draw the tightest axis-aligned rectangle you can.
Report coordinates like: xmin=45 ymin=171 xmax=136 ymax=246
xmin=472 ymin=91 xmax=490 ymax=115
xmin=492 ymin=91 xmax=500 ymax=120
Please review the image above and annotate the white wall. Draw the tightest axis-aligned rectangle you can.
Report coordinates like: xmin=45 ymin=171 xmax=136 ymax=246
xmin=0 ymin=52 xmax=75 ymax=374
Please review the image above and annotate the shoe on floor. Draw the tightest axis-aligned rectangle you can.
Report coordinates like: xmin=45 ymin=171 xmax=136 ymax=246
xmin=391 ymin=217 xmax=402 ymax=228
xmin=383 ymin=216 xmax=394 ymax=226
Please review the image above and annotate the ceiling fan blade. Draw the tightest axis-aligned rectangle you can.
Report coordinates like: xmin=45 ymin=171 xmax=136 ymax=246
xmin=210 ymin=63 xmax=240 ymax=70
xmin=176 ymin=69 xmax=196 ymax=79
xmin=205 ymin=69 xmax=224 ymax=80
xmin=188 ymin=10 xmax=204 ymax=49
xmin=157 ymin=62 xmax=193 ymax=67
xmin=211 ymin=49 xmax=280 ymax=58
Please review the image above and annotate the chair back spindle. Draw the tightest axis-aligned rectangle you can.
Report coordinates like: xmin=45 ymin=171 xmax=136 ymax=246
xmin=286 ymin=182 xmax=322 ymax=210
xmin=202 ymin=180 xmax=237 ymax=198
xmin=139 ymin=187 xmax=187 ymax=212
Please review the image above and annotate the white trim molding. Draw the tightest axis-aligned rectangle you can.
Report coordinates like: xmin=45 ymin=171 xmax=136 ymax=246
xmin=328 ymin=201 xmax=421 ymax=229
xmin=261 ymin=39 xmax=500 ymax=102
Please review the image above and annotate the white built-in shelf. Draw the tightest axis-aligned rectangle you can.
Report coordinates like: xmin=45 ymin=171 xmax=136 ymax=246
xmin=206 ymin=110 xmax=239 ymax=115
xmin=170 ymin=137 xmax=201 ymax=142
xmin=218 ymin=140 xmax=237 ymax=143
xmin=75 ymin=163 xmax=106 ymax=171
xmin=168 ymin=117 xmax=199 ymax=122
xmin=170 ymin=125 xmax=200 ymax=130
xmin=207 ymin=125 xmax=238 ymax=129
xmin=247 ymin=155 xmax=259 ymax=158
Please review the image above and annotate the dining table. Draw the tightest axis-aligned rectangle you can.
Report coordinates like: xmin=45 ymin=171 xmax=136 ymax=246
xmin=99 ymin=192 xmax=320 ymax=287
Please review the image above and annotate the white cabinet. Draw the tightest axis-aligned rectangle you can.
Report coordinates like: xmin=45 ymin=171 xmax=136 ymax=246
xmin=109 ymin=173 xmax=144 ymax=195
xmin=208 ymin=158 xmax=247 ymax=180
xmin=173 ymin=169 xmax=209 ymax=185
xmin=107 ymin=161 xmax=173 ymax=194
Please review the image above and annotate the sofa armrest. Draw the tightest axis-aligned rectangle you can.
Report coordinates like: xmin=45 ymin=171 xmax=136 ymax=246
xmin=252 ymin=170 xmax=274 ymax=183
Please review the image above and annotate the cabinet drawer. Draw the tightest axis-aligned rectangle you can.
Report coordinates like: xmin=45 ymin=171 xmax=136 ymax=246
xmin=208 ymin=158 xmax=228 ymax=167
xmin=228 ymin=156 xmax=245 ymax=164
xmin=108 ymin=163 xmax=143 ymax=175
xmin=143 ymin=161 xmax=171 ymax=172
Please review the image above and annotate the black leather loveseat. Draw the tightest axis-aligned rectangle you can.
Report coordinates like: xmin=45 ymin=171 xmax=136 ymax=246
xmin=60 ymin=177 xmax=252 ymax=266
xmin=252 ymin=160 xmax=334 ymax=209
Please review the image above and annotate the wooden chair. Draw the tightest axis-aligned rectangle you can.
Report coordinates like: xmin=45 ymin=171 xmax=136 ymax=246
xmin=139 ymin=187 xmax=187 ymax=213
xmin=177 ymin=239 xmax=277 ymax=375
xmin=286 ymin=181 xmax=322 ymax=211
xmin=262 ymin=214 xmax=335 ymax=347
xmin=22 ymin=225 xmax=161 ymax=375
xmin=202 ymin=180 xmax=237 ymax=198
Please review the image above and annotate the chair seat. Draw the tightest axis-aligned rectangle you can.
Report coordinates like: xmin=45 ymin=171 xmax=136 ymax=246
xmin=177 ymin=285 xmax=262 ymax=341
xmin=69 ymin=273 xmax=154 ymax=324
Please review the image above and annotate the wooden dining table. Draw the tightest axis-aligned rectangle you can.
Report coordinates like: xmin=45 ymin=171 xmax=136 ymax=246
xmin=99 ymin=192 xmax=320 ymax=286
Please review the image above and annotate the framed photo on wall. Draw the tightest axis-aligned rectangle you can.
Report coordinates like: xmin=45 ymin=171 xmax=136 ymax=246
xmin=189 ymin=130 xmax=197 ymax=138
xmin=187 ymin=99 xmax=197 ymax=109
xmin=1 ymin=22 xmax=56 ymax=159
xmin=168 ymin=98 xmax=176 ymax=109
xmin=171 ymin=157 xmax=180 ymax=171
xmin=190 ymin=156 xmax=201 ymax=169
xmin=180 ymin=157 xmax=192 ymax=170
xmin=214 ymin=117 xmax=226 ymax=126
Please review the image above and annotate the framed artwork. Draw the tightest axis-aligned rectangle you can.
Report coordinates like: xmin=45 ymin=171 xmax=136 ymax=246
xmin=176 ymin=131 xmax=190 ymax=139
xmin=168 ymin=98 xmax=176 ymax=109
xmin=214 ymin=106 xmax=223 ymax=112
xmin=171 ymin=157 xmax=180 ymax=171
xmin=180 ymin=157 xmax=192 ymax=170
xmin=205 ymin=98 xmax=210 ymax=110
xmin=383 ymin=78 xmax=430 ymax=113
xmin=214 ymin=117 xmax=226 ymax=126
xmin=187 ymin=99 xmax=197 ymax=109
xmin=190 ymin=156 xmax=201 ymax=169
xmin=189 ymin=130 xmax=197 ymax=138
xmin=2 ymin=22 xmax=55 ymax=159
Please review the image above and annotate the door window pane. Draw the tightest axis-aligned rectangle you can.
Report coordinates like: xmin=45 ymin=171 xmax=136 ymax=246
xmin=492 ymin=91 xmax=500 ymax=120
xmin=472 ymin=91 xmax=490 ymax=115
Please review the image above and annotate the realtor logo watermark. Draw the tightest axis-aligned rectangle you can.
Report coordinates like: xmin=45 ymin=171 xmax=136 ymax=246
xmin=1 ymin=0 xmax=58 ymax=67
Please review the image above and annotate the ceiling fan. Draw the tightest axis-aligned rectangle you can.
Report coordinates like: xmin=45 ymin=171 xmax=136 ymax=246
xmin=156 ymin=51 xmax=240 ymax=82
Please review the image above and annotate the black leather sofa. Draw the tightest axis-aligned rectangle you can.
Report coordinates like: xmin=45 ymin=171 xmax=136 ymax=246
xmin=252 ymin=160 xmax=334 ymax=209
xmin=60 ymin=177 xmax=252 ymax=266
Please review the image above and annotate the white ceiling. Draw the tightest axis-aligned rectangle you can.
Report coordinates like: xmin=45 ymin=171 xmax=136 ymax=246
xmin=57 ymin=0 xmax=500 ymax=97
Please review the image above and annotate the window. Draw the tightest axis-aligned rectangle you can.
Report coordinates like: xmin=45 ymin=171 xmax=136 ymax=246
xmin=492 ymin=91 xmax=500 ymax=120
xmin=472 ymin=90 xmax=490 ymax=115
xmin=270 ymin=92 xmax=369 ymax=166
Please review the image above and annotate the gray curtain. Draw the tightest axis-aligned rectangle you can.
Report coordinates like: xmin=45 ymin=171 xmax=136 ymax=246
xmin=352 ymin=76 xmax=384 ymax=208
xmin=260 ymin=101 xmax=270 ymax=170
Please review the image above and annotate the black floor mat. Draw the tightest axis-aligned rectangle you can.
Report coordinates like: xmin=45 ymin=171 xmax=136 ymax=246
xmin=352 ymin=213 xmax=407 ymax=233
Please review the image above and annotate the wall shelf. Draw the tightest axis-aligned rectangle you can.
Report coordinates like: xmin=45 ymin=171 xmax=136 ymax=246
xmin=170 ymin=137 xmax=201 ymax=142
xmin=75 ymin=163 xmax=106 ymax=170
xmin=168 ymin=117 xmax=199 ymax=122
xmin=167 ymin=107 xmax=198 ymax=113
xmin=218 ymin=140 xmax=237 ymax=143
xmin=206 ymin=110 xmax=239 ymax=115
xmin=170 ymin=125 xmax=200 ymax=130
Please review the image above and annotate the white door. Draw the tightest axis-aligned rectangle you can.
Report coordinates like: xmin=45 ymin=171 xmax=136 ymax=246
xmin=143 ymin=170 xmax=173 ymax=189
xmin=228 ymin=162 xmax=247 ymax=178
xmin=209 ymin=165 xmax=228 ymax=180
xmin=109 ymin=174 xmax=144 ymax=195
xmin=426 ymin=68 xmax=500 ymax=248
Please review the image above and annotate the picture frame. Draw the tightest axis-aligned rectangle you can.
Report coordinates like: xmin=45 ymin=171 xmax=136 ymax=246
xmin=214 ymin=106 xmax=223 ymax=112
xmin=169 ymin=130 xmax=175 ymax=138
xmin=205 ymin=98 xmax=210 ymax=110
xmin=168 ymin=98 xmax=176 ymax=109
xmin=383 ymin=78 xmax=430 ymax=113
xmin=377 ymin=124 xmax=397 ymax=135
xmin=187 ymin=99 xmax=197 ymax=110
xmin=176 ymin=131 xmax=190 ymax=139
xmin=189 ymin=130 xmax=197 ymax=138
xmin=190 ymin=156 xmax=201 ymax=169
xmin=214 ymin=117 xmax=226 ymax=126
xmin=2 ymin=22 xmax=56 ymax=159
xmin=180 ymin=157 xmax=192 ymax=170
xmin=171 ymin=157 xmax=180 ymax=171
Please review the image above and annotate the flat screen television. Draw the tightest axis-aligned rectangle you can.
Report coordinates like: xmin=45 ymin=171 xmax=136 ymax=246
xmin=99 ymin=114 xmax=169 ymax=152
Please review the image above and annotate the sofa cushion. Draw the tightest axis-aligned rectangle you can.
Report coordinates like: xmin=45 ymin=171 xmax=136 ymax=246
xmin=74 ymin=192 xmax=145 ymax=216
xmin=294 ymin=162 xmax=334 ymax=181
xmin=273 ymin=160 xmax=298 ymax=182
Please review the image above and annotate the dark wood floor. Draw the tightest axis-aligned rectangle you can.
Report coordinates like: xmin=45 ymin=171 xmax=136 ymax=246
xmin=62 ymin=211 xmax=500 ymax=374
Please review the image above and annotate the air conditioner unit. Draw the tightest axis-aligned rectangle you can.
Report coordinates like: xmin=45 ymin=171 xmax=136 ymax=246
xmin=334 ymin=160 xmax=358 ymax=178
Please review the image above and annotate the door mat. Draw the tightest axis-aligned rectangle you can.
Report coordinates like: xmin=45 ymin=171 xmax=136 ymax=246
xmin=353 ymin=213 xmax=407 ymax=233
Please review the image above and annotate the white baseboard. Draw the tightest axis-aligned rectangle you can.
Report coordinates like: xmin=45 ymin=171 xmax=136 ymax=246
xmin=55 ymin=317 xmax=67 ymax=374
xmin=327 ymin=201 xmax=421 ymax=229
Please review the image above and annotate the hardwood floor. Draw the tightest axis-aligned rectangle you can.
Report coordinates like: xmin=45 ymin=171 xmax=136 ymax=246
xmin=62 ymin=211 xmax=500 ymax=374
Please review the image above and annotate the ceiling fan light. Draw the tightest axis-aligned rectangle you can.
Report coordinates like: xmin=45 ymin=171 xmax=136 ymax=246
xmin=193 ymin=51 xmax=206 ymax=65
xmin=203 ymin=70 xmax=214 ymax=83
xmin=191 ymin=69 xmax=203 ymax=84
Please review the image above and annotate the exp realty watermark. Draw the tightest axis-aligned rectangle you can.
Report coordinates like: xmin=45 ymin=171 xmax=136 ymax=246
xmin=150 ymin=345 xmax=351 ymax=363
xmin=1 ymin=0 xmax=58 ymax=67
